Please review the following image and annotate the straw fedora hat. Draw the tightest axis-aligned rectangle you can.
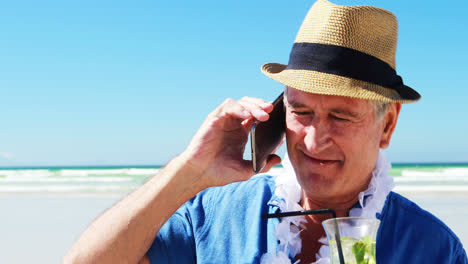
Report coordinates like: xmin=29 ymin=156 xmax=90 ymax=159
xmin=262 ymin=0 xmax=421 ymax=103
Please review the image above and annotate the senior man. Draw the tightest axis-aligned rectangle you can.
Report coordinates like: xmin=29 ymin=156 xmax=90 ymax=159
xmin=64 ymin=0 xmax=467 ymax=263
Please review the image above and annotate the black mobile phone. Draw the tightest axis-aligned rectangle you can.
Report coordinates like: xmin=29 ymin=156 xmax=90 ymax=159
xmin=250 ymin=92 xmax=285 ymax=173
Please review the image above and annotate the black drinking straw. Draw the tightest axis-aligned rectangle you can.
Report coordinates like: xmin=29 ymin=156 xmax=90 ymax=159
xmin=262 ymin=209 xmax=346 ymax=264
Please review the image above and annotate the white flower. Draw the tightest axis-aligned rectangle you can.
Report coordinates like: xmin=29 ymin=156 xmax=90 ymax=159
xmin=262 ymin=152 xmax=394 ymax=264
xmin=260 ymin=249 xmax=293 ymax=264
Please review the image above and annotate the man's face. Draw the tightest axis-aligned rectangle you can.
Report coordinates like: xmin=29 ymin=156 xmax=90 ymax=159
xmin=285 ymin=87 xmax=391 ymax=203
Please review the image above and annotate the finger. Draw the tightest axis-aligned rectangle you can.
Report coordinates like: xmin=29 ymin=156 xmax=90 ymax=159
xmin=240 ymin=97 xmax=274 ymax=113
xmin=241 ymin=117 xmax=255 ymax=130
xmin=238 ymin=100 xmax=270 ymax=122
xmin=216 ymin=98 xmax=252 ymax=121
xmin=260 ymin=154 xmax=282 ymax=173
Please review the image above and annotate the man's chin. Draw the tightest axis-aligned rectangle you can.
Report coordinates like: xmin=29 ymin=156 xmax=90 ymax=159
xmin=296 ymin=166 xmax=339 ymax=183
xmin=297 ymin=172 xmax=335 ymax=193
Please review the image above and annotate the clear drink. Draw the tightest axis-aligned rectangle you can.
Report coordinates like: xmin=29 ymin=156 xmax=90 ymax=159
xmin=329 ymin=236 xmax=376 ymax=264
xmin=322 ymin=217 xmax=380 ymax=264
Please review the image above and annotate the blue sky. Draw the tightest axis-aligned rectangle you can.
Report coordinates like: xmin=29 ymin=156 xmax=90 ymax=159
xmin=1 ymin=0 xmax=467 ymax=166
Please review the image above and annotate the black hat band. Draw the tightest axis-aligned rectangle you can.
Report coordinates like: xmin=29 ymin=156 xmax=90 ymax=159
xmin=286 ymin=43 xmax=405 ymax=94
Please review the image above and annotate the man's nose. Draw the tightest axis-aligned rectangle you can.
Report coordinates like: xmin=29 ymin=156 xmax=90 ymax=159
xmin=303 ymin=118 xmax=333 ymax=154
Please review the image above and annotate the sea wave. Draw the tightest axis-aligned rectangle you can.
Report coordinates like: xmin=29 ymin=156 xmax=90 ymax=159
xmin=0 ymin=177 xmax=134 ymax=183
xmin=1 ymin=165 xmax=467 ymax=194
xmin=400 ymin=168 xmax=468 ymax=178
xmin=394 ymin=185 xmax=468 ymax=192
xmin=0 ymin=170 xmax=54 ymax=178
xmin=0 ymin=185 xmax=135 ymax=193
xmin=59 ymin=168 xmax=160 ymax=177
xmin=394 ymin=176 xmax=468 ymax=183
xmin=0 ymin=168 xmax=160 ymax=178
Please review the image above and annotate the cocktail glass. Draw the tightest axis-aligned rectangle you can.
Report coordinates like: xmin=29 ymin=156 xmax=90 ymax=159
xmin=322 ymin=217 xmax=380 ymax=264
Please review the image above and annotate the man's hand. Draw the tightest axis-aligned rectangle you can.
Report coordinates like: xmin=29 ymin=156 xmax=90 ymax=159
xmin=181 ymin=96 xmax=282 ymax=188
xmin=63 ymin=96 xmax=283 ymax=264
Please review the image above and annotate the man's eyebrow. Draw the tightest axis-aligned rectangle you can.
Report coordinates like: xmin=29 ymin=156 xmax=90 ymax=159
xmin=286 ymin=100 xmax=362 ymax=118
xmin=286 ymin=100 xmax=309 ymax=108
xmin=330 ymin=108 xmax=361 ymax=118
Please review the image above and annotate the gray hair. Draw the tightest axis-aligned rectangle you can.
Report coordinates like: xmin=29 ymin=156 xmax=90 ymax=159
xmin=370 ymin=100 xmax=391 ymax=120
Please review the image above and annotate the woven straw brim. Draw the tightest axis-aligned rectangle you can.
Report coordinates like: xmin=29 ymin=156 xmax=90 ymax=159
xmin=262 ymin=63 xmax=420 ymax=103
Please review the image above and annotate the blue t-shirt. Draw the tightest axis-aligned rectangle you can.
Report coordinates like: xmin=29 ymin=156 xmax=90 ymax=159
xmin=147 ymin=174 xmax=467 ymax=263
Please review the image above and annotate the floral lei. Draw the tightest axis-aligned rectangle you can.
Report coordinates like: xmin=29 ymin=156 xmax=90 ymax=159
xmin=260 ymin=152 xmax=395 ymax=264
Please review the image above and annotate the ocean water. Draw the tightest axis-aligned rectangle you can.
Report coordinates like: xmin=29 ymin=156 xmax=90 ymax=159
xmin=0 ymin=166 xmax=159 ymax=194
xmin=0 ymin=164 xmax=467 ymax=194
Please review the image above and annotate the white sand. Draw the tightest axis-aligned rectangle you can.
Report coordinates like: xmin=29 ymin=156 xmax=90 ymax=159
xmin=1 ymin=195 xmax=120 ymax=264
xmin=1 ymin=192 xmax=467 ymax=263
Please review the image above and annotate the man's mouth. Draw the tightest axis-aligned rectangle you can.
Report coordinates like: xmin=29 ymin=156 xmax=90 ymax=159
xmin=301 ymin=151 xmax=340 ymax=167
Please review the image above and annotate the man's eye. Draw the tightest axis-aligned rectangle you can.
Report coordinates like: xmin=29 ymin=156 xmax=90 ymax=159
xmin=331 ymin=115 xmax=348 ymax=121
xmin=292 ymin=111 xmax=310 ymax=116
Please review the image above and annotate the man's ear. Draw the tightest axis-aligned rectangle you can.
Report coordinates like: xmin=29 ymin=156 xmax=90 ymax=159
xmin=380 ymin=103 xmax=402 ymax=149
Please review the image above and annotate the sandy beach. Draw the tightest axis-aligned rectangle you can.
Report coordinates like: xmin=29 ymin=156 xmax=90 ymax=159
xmin=1 ymin=190 xmax=467 ymax=263
xmin=2 ymin=194 xmax=120 ymax=264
